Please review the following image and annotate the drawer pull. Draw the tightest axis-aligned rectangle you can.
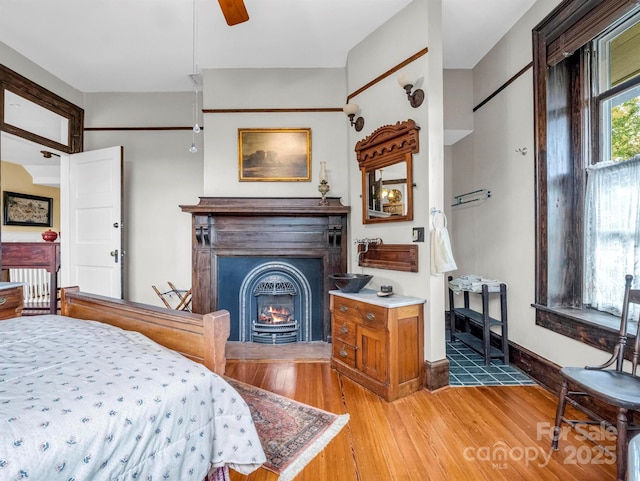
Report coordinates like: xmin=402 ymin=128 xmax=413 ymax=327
xmin=366 ymin=312 xmax=375 ymax=321
xmin=340 ymin=305 xmax=348 ymax=313
xmin=0 ymin=298 xmax=6 ymax=305
xmin=340 ymin=347 xmax=348 ymax=358
xmin=341 ymin=323 xmax=348 ymax=334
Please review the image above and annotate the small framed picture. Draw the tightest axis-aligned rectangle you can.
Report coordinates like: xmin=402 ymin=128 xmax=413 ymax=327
xmin=239 ymin=128 xmax=311 ymax=182
xmin=3 ymin=191 xmax=53 ymax=227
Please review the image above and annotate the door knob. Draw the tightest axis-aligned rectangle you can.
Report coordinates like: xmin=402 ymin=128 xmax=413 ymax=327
xmin=110 ymin=249 xmax=119 ymax=263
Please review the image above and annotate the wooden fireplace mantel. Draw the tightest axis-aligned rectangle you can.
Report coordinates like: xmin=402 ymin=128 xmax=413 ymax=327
xmin=180 ymin=197 xmax=350 ymax=216
xmin=180 ymin=197 xmax=350 ymax=341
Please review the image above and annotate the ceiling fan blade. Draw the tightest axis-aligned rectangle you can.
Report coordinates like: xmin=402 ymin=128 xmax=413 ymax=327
xmin=218 ymin=0 xmax=249 ymax=26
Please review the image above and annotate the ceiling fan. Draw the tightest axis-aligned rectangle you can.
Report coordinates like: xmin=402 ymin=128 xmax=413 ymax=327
xmin=218 ymin=0 xmax=249 ymax=25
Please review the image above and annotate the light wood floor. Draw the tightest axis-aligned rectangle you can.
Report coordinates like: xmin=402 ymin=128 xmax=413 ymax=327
xmin=226 ymin=360 xmax=616 ymax=481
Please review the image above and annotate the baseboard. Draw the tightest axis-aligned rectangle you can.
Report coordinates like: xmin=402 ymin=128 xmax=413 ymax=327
xmin=424 ymin=357 xmax=450 ymax=391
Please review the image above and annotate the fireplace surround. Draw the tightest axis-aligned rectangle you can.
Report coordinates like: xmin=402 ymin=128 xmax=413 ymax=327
xmin=180 ymin=197 xmax=350 ymax=341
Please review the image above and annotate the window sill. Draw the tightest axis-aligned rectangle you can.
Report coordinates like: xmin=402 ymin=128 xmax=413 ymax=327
xmin=533 ymin=304 xmax=637 ymax=355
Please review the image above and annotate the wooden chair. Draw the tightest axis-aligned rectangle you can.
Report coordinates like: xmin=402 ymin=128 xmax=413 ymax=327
xmin=551 ymin=274 xmax=640 ymax=481
xmin=152 ymin=282 xmax=192 ymax=312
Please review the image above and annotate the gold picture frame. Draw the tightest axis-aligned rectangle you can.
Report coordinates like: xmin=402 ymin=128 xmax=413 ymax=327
xmin=239 ymin=128 xmax=311 ymax=182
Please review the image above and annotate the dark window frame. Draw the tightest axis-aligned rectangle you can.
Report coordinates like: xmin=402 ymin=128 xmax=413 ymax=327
xmin=533 ymin=0 xmax=639 ymax=353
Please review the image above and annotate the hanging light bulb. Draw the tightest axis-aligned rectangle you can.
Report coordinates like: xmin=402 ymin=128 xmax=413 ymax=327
xmin=189 ymin=128 xmax=198 ymax=153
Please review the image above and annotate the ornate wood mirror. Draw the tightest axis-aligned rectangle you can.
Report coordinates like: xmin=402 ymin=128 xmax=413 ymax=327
xmin=355 ymin=119 xmax=419 ymax=224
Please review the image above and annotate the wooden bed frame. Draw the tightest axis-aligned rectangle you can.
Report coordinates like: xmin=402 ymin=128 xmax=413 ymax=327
xmin=60 ymin=287 xmax=230 ymax=375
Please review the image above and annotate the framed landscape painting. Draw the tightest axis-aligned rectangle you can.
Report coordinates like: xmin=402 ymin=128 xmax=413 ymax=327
xmin=239 ymin=128 xmax=311 ymax=181
xmin=3 ymin=191 xmax=53 ymax=227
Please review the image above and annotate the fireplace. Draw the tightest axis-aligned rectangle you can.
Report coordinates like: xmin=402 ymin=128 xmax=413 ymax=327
xmin=181 ymin=197 xmax=350 ymax=342
xmin=218 ymin=256 xmax=321 ymax=341
xmin=242 ymin=260 xmax=317 ymax=343
xmin=249 ymin=268 xmax=302 ymax=344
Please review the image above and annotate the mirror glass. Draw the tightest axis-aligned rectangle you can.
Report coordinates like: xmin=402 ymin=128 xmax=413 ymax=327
xmin=361 ymin=150 xmax=413 ymax=224
xmin=365 ymin=160 xmax=408 ymax=219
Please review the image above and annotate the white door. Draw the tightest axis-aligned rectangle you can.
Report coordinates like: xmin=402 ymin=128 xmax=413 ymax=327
xmin=60 ymin=146 xmax=123 ymax=298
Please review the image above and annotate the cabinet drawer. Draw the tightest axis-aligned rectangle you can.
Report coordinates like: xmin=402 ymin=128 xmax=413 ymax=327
xmin=0 ymin=287 xmax=23 ymax=320
xmin=333 ymin=297 xmax=388 ymax=328
xmin=332 ymin=318 xmax=356 ymax=345
xmin=333 ymin=298 xmax=358 ymax=316
xmin=333 ymin=341 xmax=356 ymax=367
xmin=359 ymin=303 xmax=387 ymax=328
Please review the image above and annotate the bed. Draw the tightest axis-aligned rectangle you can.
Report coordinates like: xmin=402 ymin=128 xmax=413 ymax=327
xmin=0 ymin=287 xmax=266 ymax=481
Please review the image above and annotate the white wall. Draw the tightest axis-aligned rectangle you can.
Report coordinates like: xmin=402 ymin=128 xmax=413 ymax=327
xmin=0 ymin=42 xmax=83 ymax=107
xmin=201 ymin=68 xmax=349 ymax=199
xmin=448 ymin=0 xmax=611 ymax=367
xmin=443 ymin=69 xmax=473 ymax=145
xmin=83 ymin=93 xmax=203 ymax=305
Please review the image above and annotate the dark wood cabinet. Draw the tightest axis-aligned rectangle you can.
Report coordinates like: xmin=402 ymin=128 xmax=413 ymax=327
xmin=1 ymin=242 xmax=61 ymax=314
xmin=330 ymin=290 xmax=425 ymax=401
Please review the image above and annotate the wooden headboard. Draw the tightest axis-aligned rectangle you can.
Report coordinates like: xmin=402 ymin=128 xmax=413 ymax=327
xmin=60 ymin=287 xmax=230 ymax=375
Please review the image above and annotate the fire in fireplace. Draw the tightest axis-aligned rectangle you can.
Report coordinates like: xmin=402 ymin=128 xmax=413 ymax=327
xmin=258 ymin=305 xmax=292 ymax=323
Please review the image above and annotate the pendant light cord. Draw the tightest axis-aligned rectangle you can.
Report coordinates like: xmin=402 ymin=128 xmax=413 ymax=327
xmin=192 ymin=0 xmax=197 ymax=74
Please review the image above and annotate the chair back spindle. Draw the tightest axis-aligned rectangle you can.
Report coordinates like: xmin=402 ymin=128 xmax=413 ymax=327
xmin=615 ymin=275 xmax=634 ymax=372
xmin=630 ymin=285 xmax=640 ymax=375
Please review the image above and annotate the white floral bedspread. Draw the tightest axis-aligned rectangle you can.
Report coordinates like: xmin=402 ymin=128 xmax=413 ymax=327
xmin=0 ymin=315 xmax=266 ymax=481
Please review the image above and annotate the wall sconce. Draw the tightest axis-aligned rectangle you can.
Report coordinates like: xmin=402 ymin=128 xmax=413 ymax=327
xmin=398 ymin=72 xmax=424 ymax=108
xmin=343 ymin=103 xmax=365 ymax=131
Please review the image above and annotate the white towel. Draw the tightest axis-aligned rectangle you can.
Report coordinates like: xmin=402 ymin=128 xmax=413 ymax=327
xmin=448 ymin=275 xmax=506 ymax=293
xmin=431 ymin=226 xmax=457 ymax=275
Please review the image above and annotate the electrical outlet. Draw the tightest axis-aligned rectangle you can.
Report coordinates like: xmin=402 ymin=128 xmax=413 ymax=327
xmin=412 ymin=227 xmax=424 ymax=242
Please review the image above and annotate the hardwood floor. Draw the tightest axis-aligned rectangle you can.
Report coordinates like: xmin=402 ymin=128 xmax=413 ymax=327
xmin=226 ymin=360 xmax=616 ymax=481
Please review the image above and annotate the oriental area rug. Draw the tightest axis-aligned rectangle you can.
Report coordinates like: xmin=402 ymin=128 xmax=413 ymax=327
xmin=226 ymin=378 xmax=350 ymax=481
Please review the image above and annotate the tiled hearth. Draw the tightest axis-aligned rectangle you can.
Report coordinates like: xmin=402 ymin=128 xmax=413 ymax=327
xmin=226 ymin=341 xmax=331 ymax=361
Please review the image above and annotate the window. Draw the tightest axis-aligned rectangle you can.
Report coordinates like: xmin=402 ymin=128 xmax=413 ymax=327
xmin=584 ymin=14 xmax=640 ymax=318
xmin=533 ymin=0 xmax=640 ymax=350
xmin=596 ymin=16 xmax=640 ymax=163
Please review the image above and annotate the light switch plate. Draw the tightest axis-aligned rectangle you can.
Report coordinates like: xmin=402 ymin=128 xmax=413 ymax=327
xmin=412 ymin=227 xmax=424 ymax=242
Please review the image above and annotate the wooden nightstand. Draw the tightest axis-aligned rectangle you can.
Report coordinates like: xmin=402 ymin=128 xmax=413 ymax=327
xmin=0 ymin=283 xmax=24 ymax=320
